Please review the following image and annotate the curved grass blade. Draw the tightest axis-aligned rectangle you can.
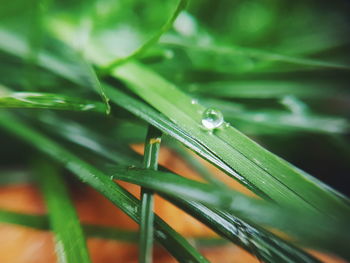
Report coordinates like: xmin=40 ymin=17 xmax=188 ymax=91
xmin=0 ymin=91 xmax=107 ymax=113
xmin=0 ymin=28 xmax=110 ymax=113
xmin=35 ymin=161 xmax=91 ymax=263
xmin=0 ymin=111 xmax=209 ymax=263
xmin=101 ymin=0 xmax=188 ymax=73
xmin=112 ymin=62 xmax=350 ymax=216
xmin=139 ymin=125 xmax=162 ymax=263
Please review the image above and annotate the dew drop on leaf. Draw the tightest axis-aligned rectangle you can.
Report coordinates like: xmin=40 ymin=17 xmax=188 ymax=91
xmin=201 ymin=108 xmax=224 ymax=130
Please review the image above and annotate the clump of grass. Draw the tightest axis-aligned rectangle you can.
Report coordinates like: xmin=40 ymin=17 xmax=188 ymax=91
xmin=0 ymin=0 xmax=349 ymax=262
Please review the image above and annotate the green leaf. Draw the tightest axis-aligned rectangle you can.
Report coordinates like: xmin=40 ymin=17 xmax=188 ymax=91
xmin=164 ymin=198 xmax=322 ymax=263
xmin=0 ymin=208 xmax=229 ymax=246
xmin=0 ymin=27 xmax=110 ymax=113
xmin=139 ymin=125 xmax=162 ymax=263
xmin=0 ymin=91 xmax=107 ymax=113
xmin=184 ymin=81 xmax=339 ymax=99
xmin=35 ymin=161 xmax=91 ymax=263
xmin=106 ymin=165 xmax=350 ymax=251
xmin=161 ymin=39 xmax=350 ymax=72
xmin=0 ymin=209 xmax=138 ymax=242
xmin=101 ymin=0 xmax=188 ymax=73
xmin=112 ymin=61 xmax=350 ymax=216
xmin=0 ymin=111 xmax=209 ymax=263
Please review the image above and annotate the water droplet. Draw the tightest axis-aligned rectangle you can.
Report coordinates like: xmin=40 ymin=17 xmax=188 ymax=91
xmin=164 ymin=49 xmax=174 ymax=59
xmin=191 ymin=98 xmax=198 ymax=104
xmin=201 ymin=108 xmax=224 ymax=130
xmin=81 ymin=104 xmax=96 ymax=111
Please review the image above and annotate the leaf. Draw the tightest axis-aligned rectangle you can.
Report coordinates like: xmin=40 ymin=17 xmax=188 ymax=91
xmin=0 ymin=27 xmax=110 ymax=113
xmin=164 ymin=198 xmax=322 ymax=263
xmin=112 ymin=61 xmax=350 ymax=217
xmin=35 ymin=161 xmax=91 ymax=263
xmin=184 ymin=81 xmax=339 ymax=99
xmin=160 ymin=39 xmax=350 ymax=72
xmin=139 ymin=125 xmax=162 ymax=263
xmin=199 ymin=98 xmax=349 ymax=135
xmin=0 ymin=91 xmax=107 ymax=113
xmin=0 ymin=111 xmax=209 ymax=263
xmin=0 ymin=209 xmax=138 ymax=242
xmin=106 ymin=165 xmax=350 ymax=252
xmin=0 ymin=208 xmax=228 ymax=246
xmin=101 ymin=0 xmax=189 ymax=73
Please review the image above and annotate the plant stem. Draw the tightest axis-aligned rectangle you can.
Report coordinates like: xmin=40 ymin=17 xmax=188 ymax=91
xmin=139 ymin=125 xmax=162 ymax=263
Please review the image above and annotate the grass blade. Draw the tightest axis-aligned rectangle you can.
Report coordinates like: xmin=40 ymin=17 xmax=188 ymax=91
xmin=112 ymin=61 xmax=350 ymax=216
xmin=164 ymin=198 xmax=322 ymax=263
xmin=35 ymin=161 xmax=91 ymax=263
xmin=161 ymin=40 xmax=350 ymax=71
xmin=0 ymin=209 xmax=138 ymax=242
xmin=0 ymin=209 xmax=227 ymax=246
xmin=101 ymin=0 xmax=188 ymax=73
xmin=0 ymin=111 xmax=209 ymax=263
xmin=139 ymin=125 xmax=162 ymax=263
xmin=0 ymin=91 xmax=107 ymax=113
xmin=106 ymin=165 xmax=350 ymax=252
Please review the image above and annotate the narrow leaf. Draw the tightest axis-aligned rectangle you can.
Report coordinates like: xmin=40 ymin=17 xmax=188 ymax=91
xmin=139 ymin=125 xmax=162 ymax=263
xmin=35 ymin=161 xmax=91 ymax=263
xmin=0 ymin=91 xmax=107 ymax=113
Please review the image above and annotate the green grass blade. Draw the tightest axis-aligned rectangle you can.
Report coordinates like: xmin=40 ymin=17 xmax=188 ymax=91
xmin=161 ymin=40 xmax=350 ymax=71
xmin=200 ymin=98 xmax=349 ymax=135
xmin=101 ymin=0 xmax=188 ymax=73
xmin=0 ymin=209 xmax=227 ymax=246
xmin=164 ymin=198 xmax=322 ymax=263
xmin=139 ymin=125 xmax=162 ymax=263
xmin=112 ymin=61 xmax=350 ymax=216
xmin=0 ymin=209 xmax=49 ymax=230
xmin=38 ymin=114 xmax=141 ymax=166
xmin=102 ymin=84 xmax=265 ymax=196
xmin=186 ymin=81 xmax=337 ymax=99
xmin=0 ymin=209 xmax=138 ymax=242
xmin=0 ymin=91 xmax=107 ymax=113
xmin=0 ymin=111 xmax=209 ymax=263
xmin=106 ymin=165 xmax=350 ymax=250
xmin=35 ymin=161 xmax=91 ymax=263
xmin=0 ymin=28 xmax=109 ymax=112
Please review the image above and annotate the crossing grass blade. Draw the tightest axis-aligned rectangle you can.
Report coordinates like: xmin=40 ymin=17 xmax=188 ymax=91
xmin=35 ymin=161 xmax=91 ymax=263
xmin=0 ymin=209 xmax=229 ymax=246
xmin=0 ymin=209 xmax=138 ymax=242
xmin=0 ymin=111 xmax=209 ymax=263
xmin=106 ymin=165 xmax=350 ymax=252
xmin=101 ymin=0 xmax=188 ymax=73
xmin=139 ymin=125 xmax=162 ymax=263
xmin=112 ymin=61 xmax=350 ymax=216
